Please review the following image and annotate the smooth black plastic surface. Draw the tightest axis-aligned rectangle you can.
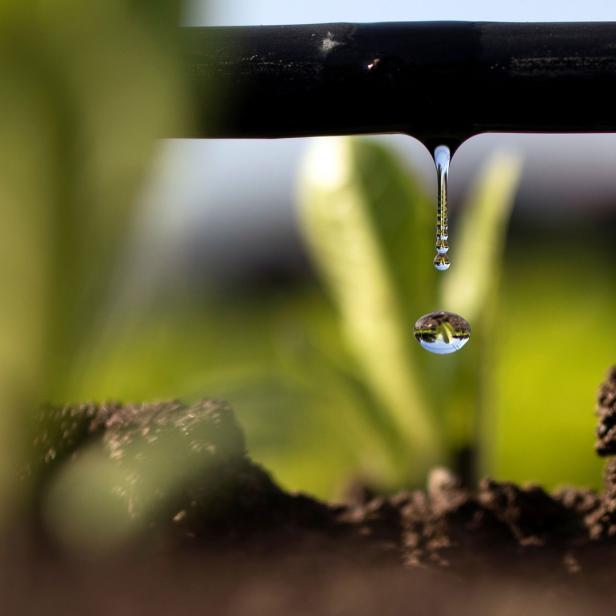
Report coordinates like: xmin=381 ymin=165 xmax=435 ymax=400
xmin=181 ymin=22 xmax=616 ymax=150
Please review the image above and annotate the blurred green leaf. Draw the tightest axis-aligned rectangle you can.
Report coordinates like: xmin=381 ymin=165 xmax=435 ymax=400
xmin=0 ymin=58 xmax=53 ymax=520
xmin=298 ymin=139 xmax=525 ymax=485
xmin=0 ymin=0 xmax=188 ymax=522
xmin=299 ymin=137 xmax=444 ymax=484
xmin=439 ymin=151 xmax=523 ymax=471
xmin=441 ymin=152 xmax=523 ymax=322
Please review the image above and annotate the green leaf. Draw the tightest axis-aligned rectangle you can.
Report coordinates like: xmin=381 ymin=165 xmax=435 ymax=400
xmin=0 ymin=0 xmax=188 ymax=520
xmin=299 ymin=137 xmax=444 ymax=484
xmin=439 ymin=150 xmax=523 ymax=471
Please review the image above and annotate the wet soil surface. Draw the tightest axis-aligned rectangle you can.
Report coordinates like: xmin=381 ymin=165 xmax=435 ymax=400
xmin=5 ymin=368 xmax=616 ymax=614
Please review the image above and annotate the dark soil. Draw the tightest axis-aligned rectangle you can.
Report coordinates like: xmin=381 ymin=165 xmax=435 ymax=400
xmin=5 ymin=368 xmax=616 ymax=614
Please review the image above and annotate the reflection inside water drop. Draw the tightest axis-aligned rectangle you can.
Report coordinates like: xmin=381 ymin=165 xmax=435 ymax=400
xmin=433 ymin=253 xmax=450 ymax=271
xmin=413 ymin=311 xmax=471 ymax=355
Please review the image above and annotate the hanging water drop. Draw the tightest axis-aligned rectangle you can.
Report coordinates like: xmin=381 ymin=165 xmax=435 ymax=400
xmin=433 ymin=145 xmax=451 ymax=271
xmin=433 ymin=253 xmax=450 ymax=271
xmin=413 ymin=311 xmax=470 ymax=355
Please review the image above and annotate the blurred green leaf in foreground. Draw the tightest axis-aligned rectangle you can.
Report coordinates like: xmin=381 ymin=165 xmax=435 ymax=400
xmin=0 ymin=0 xmax=187 ymax=523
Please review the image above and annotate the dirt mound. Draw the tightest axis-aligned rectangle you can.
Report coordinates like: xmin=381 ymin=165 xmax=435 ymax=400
xmin=7 ymin=368 xmax=616 ymax=613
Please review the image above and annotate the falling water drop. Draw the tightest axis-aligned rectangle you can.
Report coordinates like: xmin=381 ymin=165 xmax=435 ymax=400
xmin=433 ymin=253 xmax=450 ymax=271
xmin=433 ymin=145 xmax=451 ymax=271
xmin=413 ymin=311 xmax=471 ymax=355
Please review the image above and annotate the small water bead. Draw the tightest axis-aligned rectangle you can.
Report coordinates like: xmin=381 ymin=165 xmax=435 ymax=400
xmin=433 ymin=254 xmax=450 ymax=271
xmin=413 ymin=310 xmax=471 ymax=355
xmin=435 ymin=237 xmax=449 ymax=254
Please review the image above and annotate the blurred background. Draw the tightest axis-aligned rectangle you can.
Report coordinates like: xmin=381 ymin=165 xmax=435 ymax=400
xmin=2 ymin=0 xmax=616 ymax=527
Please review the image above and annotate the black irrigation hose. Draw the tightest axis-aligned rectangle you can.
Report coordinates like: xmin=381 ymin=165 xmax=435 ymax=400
xmin=181 ymin=22 xmax=616 ymax=150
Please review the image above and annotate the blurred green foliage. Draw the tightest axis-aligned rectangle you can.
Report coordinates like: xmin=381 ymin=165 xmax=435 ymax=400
xmin=0 ymin=2 xmax=612 ymax=551
xmin=61 ymin=138 xmax=526 ymax=497
xmin=299 ymin=138 xmax=522 ymax=486
xmin=0 ymin=0 xmax=187 ymax=521
xmin=299 ymin=138 xmax=442 ymax=483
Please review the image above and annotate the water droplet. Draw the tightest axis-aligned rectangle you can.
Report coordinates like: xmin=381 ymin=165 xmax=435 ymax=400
xmin=433 ymin=145 xmax=451 ymax=270
xmin=433 ymin=253 xmax=450 ymax=271
xmin=436 ymin=237 xmax=449 ymax=254
xmin=413 ymin=311 xmax=471 ymax=355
